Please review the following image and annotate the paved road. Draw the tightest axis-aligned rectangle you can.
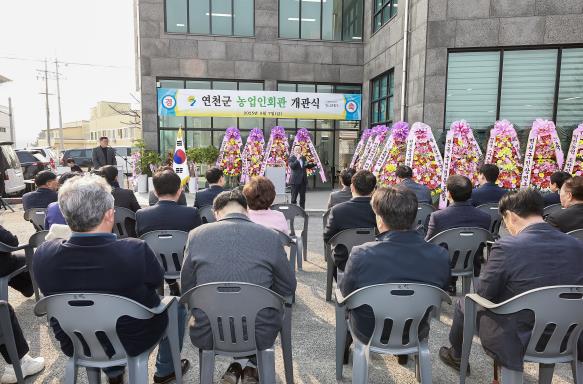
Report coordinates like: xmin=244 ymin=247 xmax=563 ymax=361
xmin=0 ymin=204 xmax=574 ymax=383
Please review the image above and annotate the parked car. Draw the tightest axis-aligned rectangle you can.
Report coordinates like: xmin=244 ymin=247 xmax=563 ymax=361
xmin=61 ymin=148 xmax=93 ymax=168
xmin=15 ymin=149 xmax=51 ymax=181
xmin=0 ymin=143 xmax=25 ymax=196
xmin=28 ymin=146 xmax=58 ymax=170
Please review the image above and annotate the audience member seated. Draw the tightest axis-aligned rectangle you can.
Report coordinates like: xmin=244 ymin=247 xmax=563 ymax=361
xmin=0 ymin=224 xmax=34 ymax=299
xmin=425 ymin=175 xmax=491 ymax=240
xmin=33 ymin=175 xmax=189 ymax=384
xmin=66 ymin=158 xmax=83 ymax=173
xmin=22 ymin=171 xmax=58 ymax=211
xmin=136 ymin=170 xmax=202 ymax=296
xmin=543 ymin=171 xmax=571 ymax=207
xmin=45 ymin=172 xmax=80 ymax=229
xmin=327 ymin=168 xmax=355 ymax=209
xmin=181 ymin=190 xmax=296 ymax=384
xmin=439 ymin=189 xmax=583 ymax=374
xmin=323 ymin=170 xmax=378 ymax=272
xmin=546 ymin=175 xmax=583 ymax=233
xmin=149 ymin=166 xmax=187 ymax=206
xmin=471 ymin=164 xmax=507 ymax=207
xmin=194 ymin=167 xmax=225 ymax=209
xmin=101 ymin=165 xmax=141 ymax=212
xmin=396 ymin=165 xmax=432 ymax=205
xmin=242 ymin=176 xmax=288 ymax=234
xmin=340 ymin=186 xmax=450 ymax=365
xmin=0 ymin=303 xmax=45 ymax=383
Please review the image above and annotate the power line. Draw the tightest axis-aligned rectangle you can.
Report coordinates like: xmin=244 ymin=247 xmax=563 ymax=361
xmin=0 ymin=55 xmax=129 ymax=69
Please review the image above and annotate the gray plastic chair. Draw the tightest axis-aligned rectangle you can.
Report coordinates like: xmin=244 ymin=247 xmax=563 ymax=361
xmin=428 ymin=227 xmax=493 ymax=294
xmin=0 ymin=301 xmax=24 ymax=383
xmin=140 ymin=230 xmax=188 ymax=280
xmin=0 ymin=242 xmax=30 ymax=302
xmin=24 ymin=230 xmax=48 ymax=302
xmin=323 ymin=208 xmax=331 ymax=260
xmin=326 ymin=228 xmax=375 ymax=302
xmin=34 ymin=293 xmax=183 ymax=384
xmin=477 ymin=203 xmax=503 ymax=237
xmin=112 ymin=207 xmax=136 ymax=239
xmin=414 ymin=203 xmax=435 ymax=234
xmin=335 ymin=283 xmax=451 ymax=383
xmin=24 ymin=208 xmax=47 ymax=231
xmin=460 ymin=285 xmax=583 ymax=384
xmin=567 ymin=229 xmax=583 ymax=242
xmin=198 ymin=205 xmax=216 ymax=224
xmin=180 ymin=282 xmax=293 ymax=384
xmin=271 ymin=203 xmax=308 ymax=262
xmin=276 ymin=230 xmax=299 ymax=273
xmin=543 ymin=203 xmax=564 ymax=217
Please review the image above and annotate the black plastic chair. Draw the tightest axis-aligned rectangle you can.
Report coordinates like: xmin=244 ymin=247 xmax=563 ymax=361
xmin=24 ymin=230 xmax=48 ymax=301
xmin=0 ymin=301 xmax=24 ymax=383
xmin=112 ymin=207 xmax=136 ymax=239
xmin=199 ymin=205 xmax=216 ymax=224
xmin=477 ymin=203 xmax=503 ymax=237
xmin=414 ymin=203 xmax=435 ymax=234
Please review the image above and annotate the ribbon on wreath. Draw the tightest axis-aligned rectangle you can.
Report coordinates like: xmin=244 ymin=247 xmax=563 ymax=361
xmin=259 ymin=126 xmax=289 ymax=176
xmin=240 ymin=128 xmax=265 ymax=183
xmin=439 ymin=121 xmax=482 ymax=208
xmin=520 ymin=119 xmax=564 ymax=189
xmin=357 ymin=129 xmax=380 ymax=170
xmin=373 ymin=122 xmax=409 ymax=176
xmin=564 ymin=123 xmax=583 ymax=175
xmin=405 ymin=122 xmax=443 ymax=169
xmin=215 ymin=127 xmax=243 ymax=177
xmin=362 ymin=125 xmax=389 ymax=171
xmin=485 ymin=120 xmax=522 ymax=164
xmin=350 ymin=128 xmax=373 ymax=169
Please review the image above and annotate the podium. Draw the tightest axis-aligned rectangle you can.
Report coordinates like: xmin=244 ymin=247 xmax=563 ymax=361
xmin=265 ymin=166 xmax=288 ymax=202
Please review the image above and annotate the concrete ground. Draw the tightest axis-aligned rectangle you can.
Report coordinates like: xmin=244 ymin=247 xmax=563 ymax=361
xmin=0 ymin=192 xmax=576 ymax=383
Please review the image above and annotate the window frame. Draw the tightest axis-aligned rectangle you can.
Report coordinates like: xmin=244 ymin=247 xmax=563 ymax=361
xmin=369 ymin=70 xmax=394 ymax=127
xmin=278 ymin=0 xmax=364 ymax=42
xmin=372 ymin=0 xmax=397 ymax=34
xmin=164 ymin=0 xmax=256 ymax=37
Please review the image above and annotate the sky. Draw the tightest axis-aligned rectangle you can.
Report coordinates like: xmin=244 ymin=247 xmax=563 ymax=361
xmin=0 ymin=0 xmax=137 ymax=147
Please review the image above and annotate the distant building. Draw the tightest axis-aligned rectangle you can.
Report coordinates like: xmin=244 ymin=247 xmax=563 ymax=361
xmin=0 ymin=74 xmax=14 ymax=144
xmin=36 ymin=101 xmax=142 ymax=149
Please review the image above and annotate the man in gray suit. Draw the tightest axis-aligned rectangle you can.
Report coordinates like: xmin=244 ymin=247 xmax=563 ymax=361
xmin=327 ymin=168 xmax=355 ymax=209
xmin=181 ymin=189 xmax=296 ymax=384
xmin=91 ymin=136 xmax=117 ymax=169
xmin=396 ymin=165 xmax=432 ymax=205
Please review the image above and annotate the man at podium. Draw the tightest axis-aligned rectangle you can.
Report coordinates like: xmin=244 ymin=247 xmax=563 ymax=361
xmin=289 ymin=145 xmax=316 ymax=209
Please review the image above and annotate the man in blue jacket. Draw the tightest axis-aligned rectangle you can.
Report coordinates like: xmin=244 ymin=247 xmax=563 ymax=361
xmin=471 ymin=164 xmax=507 ymax=207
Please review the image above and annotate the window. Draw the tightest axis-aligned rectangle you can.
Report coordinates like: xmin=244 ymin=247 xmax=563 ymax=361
xmin=279 ymin=0 xmax=363 ymax=41
xmin=166 ymin=0 xmax=254 ymax=36
xmin=556 ymin=48 xmax=583 ymax=147
xmin=370 ymin=71 xmax=394 ymax=126
xmin=373 ymin=0 xmax=398 ymax=33
xmin=158 ymin=78 xmax=264 ymax=150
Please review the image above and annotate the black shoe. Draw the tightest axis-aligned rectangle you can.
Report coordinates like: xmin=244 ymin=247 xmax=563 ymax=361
xmin=153 ymin=359 xmax=190 ymax=384
xmin=108 ymin=374 xmax=124 ymax=384
xmin=220 ymin=363 xmax=243 ymax=384
xmin=439 ymin=346 xmax=470 ymax=375
xmin=242 ymin=366 xmax=259 ymax=384
xmin=397 ymin=355 xmax=409 ymax=365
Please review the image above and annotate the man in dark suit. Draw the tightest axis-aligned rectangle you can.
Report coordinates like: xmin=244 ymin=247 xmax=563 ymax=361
xmin=327 ymin=168 xmax=355 ymax=209
xmin=425 ymin=175 xmax=491 ymax=240
xmin=22 ymin=170 xmax=58 ymax=211
xmin=323 ymin=170 xmax=378 ymax=272
xmin=439 ymin=189 xmax=583 ymax=374
xmin=543 ymin=171 xmax=571 ymax=207
xmin=547 ymin=175 xmax=583 ymax=233
xmin=289 ymin=144 xmax=316 ymax=209
xmin=91 ymin=136 xmax=117 ymax=169
xmin=395 ymin=165 xmax=432 ymax=205
xmin=181 ymin=189 xmax=296 ymax=383
xmin=33 ymin=174 xmax=189 ymax=384
xmin=194 ymin=167 xmax=225 ymax=209
xmin=340 ymin=186 xmax=450 ymax=365
xmin=0 ymin=225 xmax=34 ymax=298
xmin=100 ymin=165 xmax=141 ymax=212
xmin=471 ymin=164 xmax=507 ymax=207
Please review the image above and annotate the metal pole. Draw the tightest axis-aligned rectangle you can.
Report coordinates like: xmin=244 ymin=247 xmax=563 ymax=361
xmin=400 ymin=0 xmax=410 ymax=122
xmin=7 ymin=97 xmax=15 ymax=147
xmin=43 ymin=59 xmax=51 ymax=147
xmin=55 ymin=58 xmax=65 ymax=151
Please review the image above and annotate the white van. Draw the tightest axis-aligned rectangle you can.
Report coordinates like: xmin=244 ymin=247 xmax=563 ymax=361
xmin=0 ymin=143 xmax=25 ymax=196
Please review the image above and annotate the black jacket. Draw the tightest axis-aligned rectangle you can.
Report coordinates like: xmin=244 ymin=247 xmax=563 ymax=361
xmin=425 ymin=201 xmax=491 ymax=240
xmin=33 ymin=234 xmax=167 ymax=357
xmin=112 ymin=187 xmax=141 ymax=213
xmin=471 ymin=183 xmax=507 ymax=207
xmin=339 ymin=230 xmax=450 ymax=343
xmin=0 ymin=225 xmax=18 ymax=259
xmin=92 ymin=146 xmax=117 ymax=168
xmin=22 ymin=188 xmax=58 ymax=211
xmin=288 ymin=155 xmax=315 ymax=186
xmin=323 ymin=196 xmax=377 ymax=271
xmin=136 ymin=200 xmax=202 ymax=237
xmin=542 ymin=191 xmax=560 ymax=206
xmin=475 ymin=223 xmax=583 ymax=371
xmin=194 ymin=185 xmax=225 ymax=209
xmin=546 ymin=203 xmax=583 ymax=233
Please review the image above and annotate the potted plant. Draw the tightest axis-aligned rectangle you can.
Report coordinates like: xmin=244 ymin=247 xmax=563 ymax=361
xmin=186 ymin=147 xmax=203 ymax=193
xmin=132 ymin=139 xmax=162 ymax=193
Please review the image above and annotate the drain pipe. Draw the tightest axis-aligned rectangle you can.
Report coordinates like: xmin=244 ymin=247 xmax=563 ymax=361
xmin=400 ymin=0 xmax=410 ymax=122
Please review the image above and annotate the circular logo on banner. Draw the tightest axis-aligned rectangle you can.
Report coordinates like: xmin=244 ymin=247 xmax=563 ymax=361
xmin=345 ymin=100 xmax=358 ymax=113
xmin=173 ymin=149 xmax=186 ymax=164
xmin=162 ymin=95 xmax=176 ymax=110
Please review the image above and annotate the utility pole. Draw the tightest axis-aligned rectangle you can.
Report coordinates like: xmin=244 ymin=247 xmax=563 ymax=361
xmin=7 ymin=98 xmax=15 ymax=147
xmin=38 ymin=59 xmax=52 ymax=147
xmin=54 ymin=58 xmax=65 ymax=152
